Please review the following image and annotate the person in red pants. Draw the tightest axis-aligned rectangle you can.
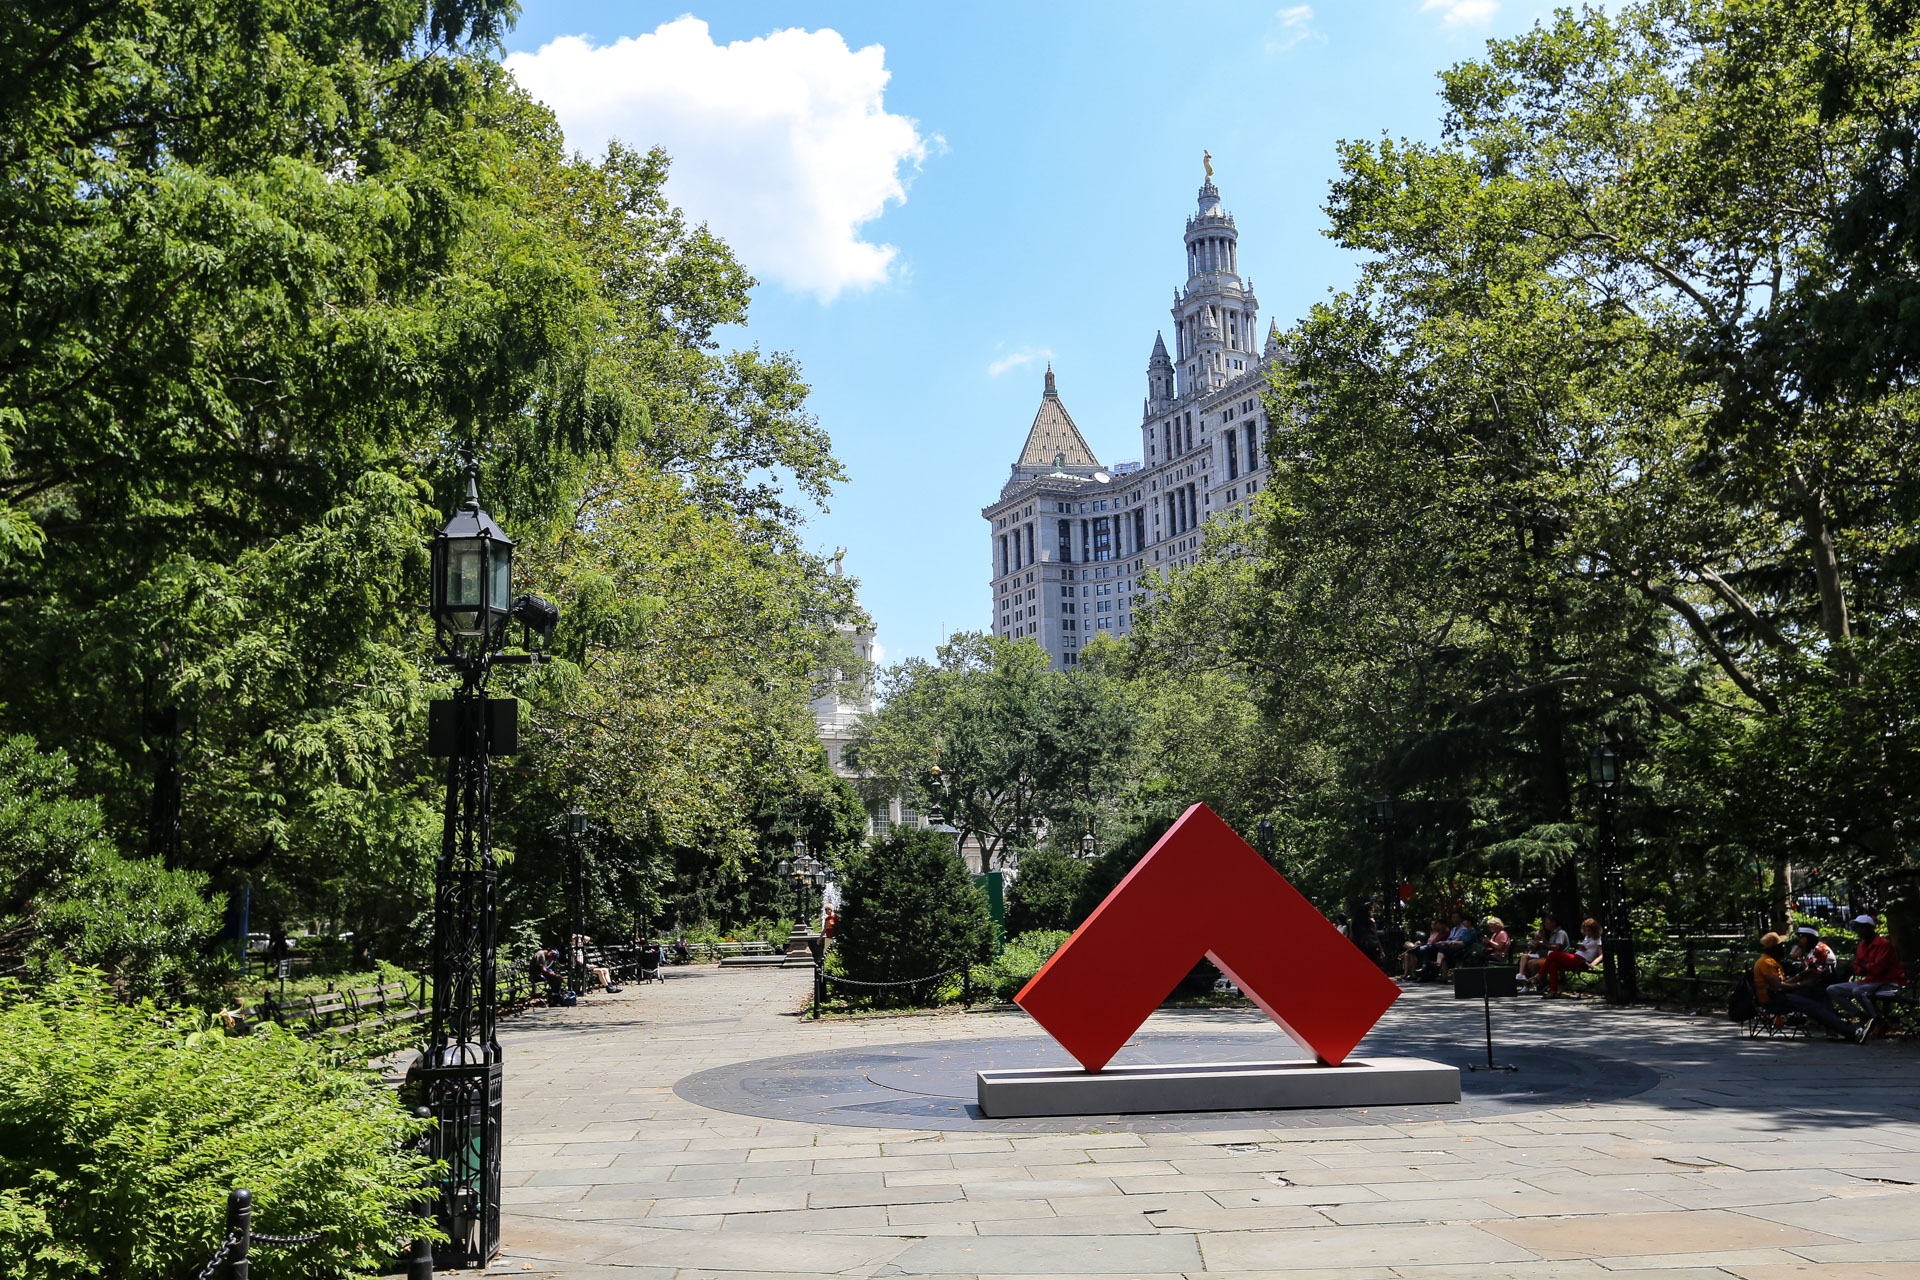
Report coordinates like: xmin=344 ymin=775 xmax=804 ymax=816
xmin=1541 ymin=918 xmax=1604 ymax=995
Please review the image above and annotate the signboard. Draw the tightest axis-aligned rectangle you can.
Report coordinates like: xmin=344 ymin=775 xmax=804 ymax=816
xmin=971 ymin=870 xmax=1005 ymax=954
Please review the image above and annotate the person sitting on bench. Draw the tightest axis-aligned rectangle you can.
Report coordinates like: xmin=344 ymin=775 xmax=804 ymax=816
xmin=1540 ymin=918 xmax=1603 ymax=995
xmin=1482 ymin=917 xmax=1511 ymax=962
xmin=1403 ymin=918 xmax=1446 ymax=980
xmin=1828 ymin=914 xmax=1904 ymax=1029
xmin=1435 ymin=913 xmax=1478 ymax=974
xmin=531 ymin=946 xmax=565 ymax=1002
xmin=1520 ymin=915 xmax=1571 ymax=991
xmin=1755 ymin=931 xmax=1864 ymax=1042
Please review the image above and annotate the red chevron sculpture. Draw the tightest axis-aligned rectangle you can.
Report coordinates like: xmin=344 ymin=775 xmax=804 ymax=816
xmin=1015 ymin=803 xmax=1400 ymax=1071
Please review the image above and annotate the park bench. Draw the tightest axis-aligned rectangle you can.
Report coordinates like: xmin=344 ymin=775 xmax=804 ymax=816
xmin=345 ymin=980 xmax=426 ymax=1035
xmin=274 ymin=989 xmax=359 ymax=1038
xmin=704 ymin=940 xmax=776 ymax=961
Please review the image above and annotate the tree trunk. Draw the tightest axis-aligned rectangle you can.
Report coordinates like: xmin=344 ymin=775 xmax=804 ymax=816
xmin=146 ymin=703 xmax=183 ymax=867
xmin=1770 ymin=853 xmax=1791 ymax=933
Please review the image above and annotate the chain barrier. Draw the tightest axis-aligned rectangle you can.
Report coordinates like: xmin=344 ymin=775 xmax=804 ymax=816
xmin=193 ymin=1236 xmax=237 ymax=1280
xmin=250 ymin=1229 xmax=326 ymax=1246
xmin=816 ymin=964 xmax=967 ymax=990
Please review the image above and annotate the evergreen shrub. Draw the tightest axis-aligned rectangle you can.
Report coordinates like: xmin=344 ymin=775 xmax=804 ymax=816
xmin=0 ymin=972 xmax=437 ymax=1280
xmin=1005 ymin=847 xmax=1086 ymax=936
xmin=833 ymin=828 xmax=993 ymax=1005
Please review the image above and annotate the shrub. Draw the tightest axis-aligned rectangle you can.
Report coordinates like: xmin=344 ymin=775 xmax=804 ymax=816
xmin=35 ymin=852 xmax=221 ymax=1000
xmin=984 ymin=929 xmax=1071 ymax=1001
xmin=833 ymin=827 xmax=993 ymax=1004
xmin=0 ymin=971 xmax=437 ymax=1279
xmin=1005 ymin=847 xmax=1086 ymax=936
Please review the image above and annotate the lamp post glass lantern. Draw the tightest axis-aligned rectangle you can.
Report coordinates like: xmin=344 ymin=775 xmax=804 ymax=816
xmin=421 ymin=463 xmax=552 ymax=1269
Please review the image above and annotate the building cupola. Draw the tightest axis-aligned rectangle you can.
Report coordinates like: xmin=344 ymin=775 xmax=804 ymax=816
xmin=1146 ymin=331 xmax=1175 ymax=413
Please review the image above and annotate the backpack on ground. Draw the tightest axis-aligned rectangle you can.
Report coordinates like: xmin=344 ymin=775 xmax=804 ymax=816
xmin=1726 ymin=976 xmax=1755 ymax=1023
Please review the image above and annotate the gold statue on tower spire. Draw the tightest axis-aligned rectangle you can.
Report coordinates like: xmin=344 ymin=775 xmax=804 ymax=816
xmin=1203 ymin=150 xmax=1213 ymax=181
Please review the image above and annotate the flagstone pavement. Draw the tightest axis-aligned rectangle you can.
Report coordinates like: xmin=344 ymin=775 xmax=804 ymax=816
xmin=469 ymin=965 xmax=1920 ymax=1280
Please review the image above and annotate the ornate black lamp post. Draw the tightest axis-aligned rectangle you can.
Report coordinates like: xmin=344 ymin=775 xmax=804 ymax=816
xmin=1080 ymin=816 xmax=1096 ymax=861
xmin=778 ymin=840 xmax=825 ymax=926
xmin=422 ymin=465 xmax=555 ymax=1269
xmin=1369 ymin=795 xmax=1400 ymax=941
xmin=566 ymin=808 xmax=589 ymax=989
xmin=1257 ymin=817 xmax=1274 ymax=863
xmin=1588 ymin=739 xmax=1635 ymax=1003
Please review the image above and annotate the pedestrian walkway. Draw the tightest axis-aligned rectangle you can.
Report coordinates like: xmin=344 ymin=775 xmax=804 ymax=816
xmin=489 ymin=965 xmax=1920 ymax=1279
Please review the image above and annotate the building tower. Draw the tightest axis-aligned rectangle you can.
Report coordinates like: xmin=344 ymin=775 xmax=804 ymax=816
xmin=985 ymin=155 xmax=1278 ymax=674
xmin=1172 ymin=177 xmax=1260 ymax=399
xmin=1145 ymin=331 xmax=1175 ymax=417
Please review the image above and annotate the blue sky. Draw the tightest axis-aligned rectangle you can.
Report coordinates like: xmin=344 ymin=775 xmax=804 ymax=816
xmin=503 ymin=1 xmax=1564 ymax=664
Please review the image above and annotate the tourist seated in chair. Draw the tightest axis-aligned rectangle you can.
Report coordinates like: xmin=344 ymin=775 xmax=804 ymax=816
xmin=1755 ymin=931 xmax=1863 ymax=1041
xmin=1829 ymin=914 xmax=1905 ymax=1029
xmin=1789 ymin=924 xmax=1837 ymax=981
xmin=1482 ymin=917 xmax=1511 ymax=963
xmin=1540 ymin=918 xmax=1604 ymax=995
xmin=1519 ymin=915 xmax=1571 ymax=990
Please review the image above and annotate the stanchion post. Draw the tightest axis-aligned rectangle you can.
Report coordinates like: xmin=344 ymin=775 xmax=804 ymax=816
xmin=226 ymin=1188 xmax=252 ymax=1280
xmin=812 ymin=963 xmax=821 ymax=1020
xmin=962 ymin=964 xmax=971 ymax=1009
xmin=409 ymin=1107 xmax=436 ymax=1280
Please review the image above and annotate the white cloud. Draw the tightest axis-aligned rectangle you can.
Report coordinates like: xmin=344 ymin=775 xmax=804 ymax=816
xmin=1265 ymin=6 xmax=1323 ymax=53
xmin=987 ymin=346 xmax=1054 ymax=378
xmin=504 ymin=18 xmax=933 ymax=302
xmin=1422 ymin=0 xmax=1498 ymax=24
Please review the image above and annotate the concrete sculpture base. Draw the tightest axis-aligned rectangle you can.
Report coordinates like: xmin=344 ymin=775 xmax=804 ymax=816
xmin=976 ymin=1056 xmax=1461 ymax=1118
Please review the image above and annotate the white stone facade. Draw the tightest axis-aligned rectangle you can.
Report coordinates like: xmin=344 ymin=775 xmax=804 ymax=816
xmin=984 ymin=177 xmax=1276 ymax=669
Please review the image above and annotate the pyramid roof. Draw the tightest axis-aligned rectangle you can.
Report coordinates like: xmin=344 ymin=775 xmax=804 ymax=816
xmin=1016 ymin=368 xmax=1101 ymax=469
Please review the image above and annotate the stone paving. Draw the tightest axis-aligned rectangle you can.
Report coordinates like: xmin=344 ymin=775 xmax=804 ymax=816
xmin=481 ymin=965 xmax=1920 ymax=1280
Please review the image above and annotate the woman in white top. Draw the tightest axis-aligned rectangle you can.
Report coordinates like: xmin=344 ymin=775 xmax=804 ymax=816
xmin=1540 ymin=918 xmax=1603 ymax=995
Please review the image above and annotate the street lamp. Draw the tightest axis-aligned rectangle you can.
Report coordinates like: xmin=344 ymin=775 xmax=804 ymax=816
xmin=1080 ymin=816 xmax=1096 ymax=861
xmin=566 ymin=809 xmax=589 ymax=990
xmin=1368 ymin=795 xmax=1401 ymax=943
xmin=1587 ymin=738 xmax=1635 ymax=1003
xmin=1257 ymin=817 xmax=1274 ymax=861
xmin=421 ymin=462 xmax=553 ymax=1270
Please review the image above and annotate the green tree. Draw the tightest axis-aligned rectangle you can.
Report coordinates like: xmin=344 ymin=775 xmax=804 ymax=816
xmin=847 ymin=633 xmax=1134 ymax=868
xmin=1004 ymin=845 xmax=1087 ymax=936
xmin=833 ymin=827 xmax=993 ymax=999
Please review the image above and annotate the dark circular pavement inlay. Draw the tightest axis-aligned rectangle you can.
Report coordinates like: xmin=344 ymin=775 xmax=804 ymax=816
xmin=673 ymin=1028 xmax=1661 ymax=1133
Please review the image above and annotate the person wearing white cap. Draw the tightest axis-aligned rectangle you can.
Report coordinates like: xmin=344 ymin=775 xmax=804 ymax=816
xmin=1789 ymin=925 xmax=1836 ymax=980
xmin=1828 ymin=914 xmax=1905 ymax=1029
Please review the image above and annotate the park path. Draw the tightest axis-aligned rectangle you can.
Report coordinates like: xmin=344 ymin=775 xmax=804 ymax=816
xmin=481 ymin=964 xmax=1920 ymax=1280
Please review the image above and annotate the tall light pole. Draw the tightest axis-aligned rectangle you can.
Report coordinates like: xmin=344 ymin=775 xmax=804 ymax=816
xmin=566 ymin=808 xmax=589 ymax=990
xmin=1369 ymin=795 xmax=1399 ymax=944
xmin=422 ymin=463 xmax=556 ymax=1269
xmin=1080 ymin=816 xmax=1096 ymax=861
xmin=1588 ymin=739 xmax=1635 ymax=1003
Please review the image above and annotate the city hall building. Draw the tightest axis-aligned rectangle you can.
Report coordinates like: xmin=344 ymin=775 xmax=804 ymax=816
xmin=985 ymin=172 xmax=1278 ymax=668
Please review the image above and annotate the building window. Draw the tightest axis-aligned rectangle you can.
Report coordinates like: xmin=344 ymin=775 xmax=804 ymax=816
xmin=1057 ymin=519 xmax=1072 ymax=563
